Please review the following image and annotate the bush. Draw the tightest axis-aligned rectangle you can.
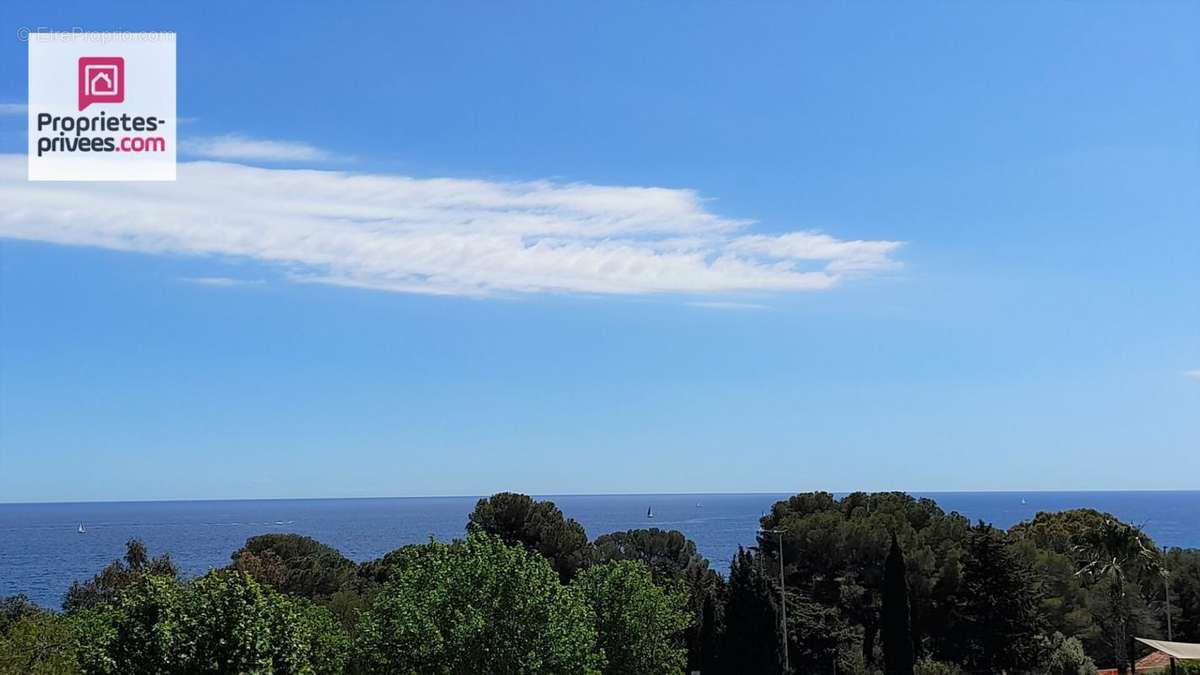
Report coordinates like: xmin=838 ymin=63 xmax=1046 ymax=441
xmin=1040 ymin=632 xmax=1096 ymax=675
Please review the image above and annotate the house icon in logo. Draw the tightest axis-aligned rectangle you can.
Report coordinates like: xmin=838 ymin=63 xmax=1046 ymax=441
xmin=78 ymin=57 xmax=125 ymax=110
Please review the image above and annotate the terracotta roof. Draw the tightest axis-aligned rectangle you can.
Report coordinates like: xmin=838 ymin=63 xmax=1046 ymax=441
xmin=1135 ymin=649 xmax=1174 ymax=672
xmin=1095 ymin=650 xmax=1175 ymax=675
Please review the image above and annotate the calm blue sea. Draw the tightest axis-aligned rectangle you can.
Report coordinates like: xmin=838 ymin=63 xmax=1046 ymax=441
xmin=1 ymin=491 xmax=1197 ymax=609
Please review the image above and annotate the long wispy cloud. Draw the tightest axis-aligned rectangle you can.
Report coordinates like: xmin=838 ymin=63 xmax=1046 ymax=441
xmin=0 ymin=154 xmax=903 ymax=297
xmin=0 ymin=103 xmax=27 ymax=116
xmin=1186 ymin=370 xmax=1200 ymax=382
xmin=180 ymin=134 xmax=334 ymax=162
xmin=178 ymin=276 xmax=264 ymax=288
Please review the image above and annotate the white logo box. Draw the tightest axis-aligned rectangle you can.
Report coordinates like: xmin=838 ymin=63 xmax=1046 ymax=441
xmin=28 ymin=32 xmax=176 ymax=181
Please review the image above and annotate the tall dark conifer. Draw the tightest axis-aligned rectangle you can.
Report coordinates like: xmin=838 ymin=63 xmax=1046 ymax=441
xmin=718 ymin=547 xmax=783 ymax=674
xmin=882 ymin=535 xmax=915 ymax=675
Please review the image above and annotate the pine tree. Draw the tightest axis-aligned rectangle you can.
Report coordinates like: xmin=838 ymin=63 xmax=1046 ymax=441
xmin=952 ymin=522 xmax=1046 ymax=672
xmin=882 ymin=535 xmax=915 ymax=675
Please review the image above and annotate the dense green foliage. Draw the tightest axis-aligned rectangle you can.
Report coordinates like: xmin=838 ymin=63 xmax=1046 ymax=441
xmin=1168 ymin=547 xmax=1200 ymax=642
xmin=1 ymin=492 xmax=1197 ymax=674
xmin=717 ymin=547 xmax=783 ymax=674
xmin=947 ymin=523 xmax=1045 ymax=672
xmin=591 ymin=527 xmax=724 ymax=670
xmin=467 ymin=491 xmax=591 ymax=581
xmin=0 ymin=610 xmax=80 ymax=675
xmin=572 ymin=560 xmax=692 ymax=674
xmin=230 ymin=533 xmax=362 ymax=600
xmin=62 ymin=539 xmax=177 ymax=612
xmin=73 ymin=571 xmax=349 ymax=675
xmin=354 ymin=532 xmax=601 ymax=674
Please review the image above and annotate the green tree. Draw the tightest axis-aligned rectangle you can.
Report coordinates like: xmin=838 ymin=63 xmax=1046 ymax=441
xmin=592 ymin=528 xmax=707 ymax=583
xmin=1039 ymin=632 xmax=1097 ymax=675
xmin=73 ymin=571 xmax=349 ymax=675
xmin=354 ymin=533 xmax=602 ymax=674
xmin=759 ymin=492 xmax=971 ymax=666
xmin=571 ymin=560 xmax=691 ymax=675
xmin=882 ymin=536 xmax=915 ymax=675
xmin=63 ymin=539 xmax=177 ymax=612
xmin=0 ymin=611 xmax=80 ymax=675
xmin=1010 ymin=508 xmax=1166 ymax=668
xmin=948 ymin=523 xmax=1045 ymax=673
xmin=468 ymin=492 xmax=592 ymax=582
xmin=717 ymin=547 xmax=782 ymax=674
xmin=0 ymin=594 xmax=43 ymax=634
xmin=1166 ymin=548 xmax=1200 ymax=642
xmin=228 ymin=533 xmax=361 ymax=600
xmin=591 ymin=528 xmax=725 ymax=671
xmin=1073 ymin=517 xmax=1162 ymax=673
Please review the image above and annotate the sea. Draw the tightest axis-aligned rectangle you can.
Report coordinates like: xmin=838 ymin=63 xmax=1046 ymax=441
xmin=1 ymin=491 xmax=1197 ymax=610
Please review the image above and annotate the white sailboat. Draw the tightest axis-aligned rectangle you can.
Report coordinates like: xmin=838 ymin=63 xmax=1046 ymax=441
xmin=77 ymin=522 xmax=87 ymax=534
xmin=646 ymin=506 xmax=654 ymax=519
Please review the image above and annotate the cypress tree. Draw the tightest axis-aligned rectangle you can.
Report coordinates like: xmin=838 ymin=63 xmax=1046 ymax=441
xmin=882 ymin=535 xmax=915 ymax=675
xmin=718 ymin=547 xmax=782 ymax=674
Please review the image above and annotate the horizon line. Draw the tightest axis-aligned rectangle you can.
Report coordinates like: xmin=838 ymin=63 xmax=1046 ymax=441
xmin=4 ymin=487 xmax=1199 ymax=507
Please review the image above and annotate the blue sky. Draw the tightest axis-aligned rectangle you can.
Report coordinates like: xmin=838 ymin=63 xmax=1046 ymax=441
xmin=1 ymin=2 xmax=1197 ymax=501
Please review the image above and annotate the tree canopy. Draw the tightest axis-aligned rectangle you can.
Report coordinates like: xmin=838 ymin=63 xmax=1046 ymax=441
xmin=467 ymin=492 xmax=592 ymax=582
xmin=354 ymin=532 xmax=602 ymax=674
xmin=2 ymin=491 xmax=1197 ymax=674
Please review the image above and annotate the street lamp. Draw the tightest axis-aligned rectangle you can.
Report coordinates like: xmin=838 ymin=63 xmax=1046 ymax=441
xmin=760 ymin=528 xmax=790 ymax=673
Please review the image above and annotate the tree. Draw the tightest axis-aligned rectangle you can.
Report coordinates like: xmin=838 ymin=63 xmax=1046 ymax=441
xmin=1166 ymin=547 xmax=1200 ymax=643
xmin=1039 ymin=632 xmax=1097 ymax=675
xmin=1073 ymin=517 xmax=1162 ymax=673
xmin=592 ymin=528 xmax=707 ymax=583
xmin=699 ymin=589 xmax=723 ymax=675
xmin=591 ymin=528 xmax=725 ymax=671
xmin=882 ymin=535 xmax=915 ymax=675
xmin=228 ymin=533 xmax=360 ymax=600
xmin=354 ymin=533 xmax=602 ymax=674
xmin=1010 ymin=508 xmax=1166 ymax=668
xmin=468 ymin=492 xmax=592 ymax=581
xmin=949 ymin=523 xmax=1046 ymax=673
xmin=63 ymin=539 xmax=177 ymax=612
xmin=572 ymin=560 xmax=691 ymax=675
xmin=0 ymin=611 xmax=80 ymax=675
xmin=758 ymin=492 xmax=972 ymax=666
xmin=717 ymin=547 xmax=782 ymax=674
xmin=72 ymin=571 xmax=349 ymax=675
xmin=0 ymin=594 xmax=43 ymax=635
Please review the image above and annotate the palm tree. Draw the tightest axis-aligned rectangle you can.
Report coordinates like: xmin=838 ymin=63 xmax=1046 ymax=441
xmin=1073 ymin=518 xmax=1162 ymax=674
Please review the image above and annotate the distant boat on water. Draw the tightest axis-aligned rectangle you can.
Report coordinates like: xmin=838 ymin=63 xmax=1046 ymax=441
xmin=647 ymin=506 xmax=654 ymax=519
xmin=77 ymin=523 xmax=86 ymax=534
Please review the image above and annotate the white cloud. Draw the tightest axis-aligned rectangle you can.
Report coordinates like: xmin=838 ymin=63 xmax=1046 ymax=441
xmin=179 ymin=276 xmax=263 ymax=287
xmin=180 ymin=134 xmax=333 ymax=162
xmin=0 ymin=154 xmax=903 ymax=297
xmin=0 ymin=103 xmax=27 ymax=116
xmin=1186 ymin=370 xmax=1200 ymax=382
xmin=686 ymin=301 xmax=770 ymax=311
xmin=728 ymin=232 xmax=902 ymax=275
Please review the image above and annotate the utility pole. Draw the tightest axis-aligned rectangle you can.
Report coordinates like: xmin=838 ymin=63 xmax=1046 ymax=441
xmin=1166 ymin=567 xmax=1177 ymax=675
xmin=761 ymin=528 xmax=789 ymax=673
